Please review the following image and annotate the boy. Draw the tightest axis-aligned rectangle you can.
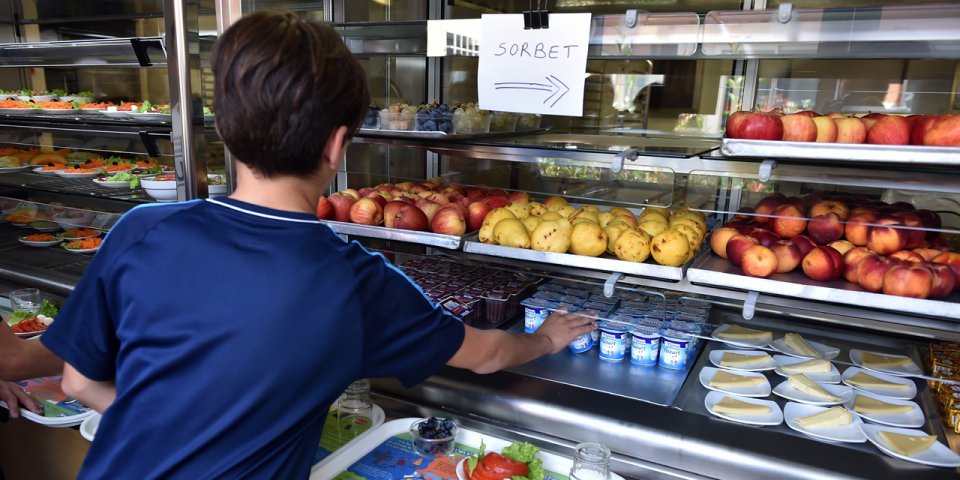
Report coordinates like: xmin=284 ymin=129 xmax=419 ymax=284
xmin=41 ymin=11 xmax=594 ymax=479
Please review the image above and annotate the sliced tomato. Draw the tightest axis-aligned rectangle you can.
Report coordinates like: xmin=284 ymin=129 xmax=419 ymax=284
xmin=471 ymin=452 xmax=528 ymax=479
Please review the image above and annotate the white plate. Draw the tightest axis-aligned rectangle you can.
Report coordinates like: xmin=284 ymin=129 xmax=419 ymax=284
xmin=849 ymin=349 xmax=923 ymax=377
xmin=454 ymin=457 xmax=626 ymax=480
xmin=0 ymin=400 xmax=94 ymax=427
xmin=38 ymin=108 xmax=79 ymax=115
xmin=844 ymin=391 xmax=924 ymax=428
xmin=784 ymin=402 xmax=866 ymax=443
xmin=772 ymin=355 xmax=841 ymax=384
xmin=699 ymin=367 xmax=771 ymax=397
xmin=54 ymin=170 xmax=100 ymax=179
xmin=18 ymin=236 xmax=61 ymax=247
xmin=773 ymin=377 xmax=853 ymax=406
xmin=770 ymin=337 xmax=840 ymax=360
xmin=861 ymin=424 xmax=960 ymax=468
xmin=710 ymin=324 xmax=772 ymax=349
xmin=92 ymin=178 xmax=133 ymax=189
xmin=708 ymin=350 xmax=778 ymax=372
xmin=61 ymin=244 xmax=99 ymax=254
xmin=0 ymin=165 xmax=31 ymax=173
xmin=703 ymin=391 xmax=783 ymax=426
xmin=80 ymin=412 xmax=102 ymax=441
xmin=841 ymin=367 xmax=917 ymax=400
xmin=13 ymin=329 xmax=45 ymax=339
xmin=32 ymin=166 xmax=64 ymax=175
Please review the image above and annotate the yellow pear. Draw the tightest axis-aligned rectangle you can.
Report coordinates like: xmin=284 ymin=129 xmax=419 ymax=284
xmin=597 ymin=211 xmax=615 ymax=228
xmin=604 ymin=221 xmax=633 ymax=254
xmin=521 ymin=216 xmax=542 ymax=233
xmin=569 ymin=222 xmax=608 ymax=257
xmin=637 ymin=219 xmax=668 ymax=238
xmin=672 ymin=206 xmax=706 ymax=221
xmin=543 ymin=196 xmax=568 ymax=211
xmin=613 ymin=228 xmax=652 ymax=262
xmin=555 ymin=205 xmax=577 ymax=218
xmin=580 ymin=205 xmax=601 ymax=213
xmin=607 ymin=207 xmax=635 ymax=219
xmin=527 ymin=202 xmax=548 ymax=216
xmin=539 ymin=211 xmax=563 ymax=221
xmin=670 ymin=217 xmax=706 ymax=240
xmin=612 ymin=214 xmax=638 ymax=228
xmin=531 ymin=219 xmax=572 ymax=253
xmin=493 ymin=218 xmax=532 ymax=248
xmin=651 ymin=230 xmax=690 ymax=266
xmin=506 ymin=202 xmax=530 ymax=220
xmin=671 ymin=224 xmax=703 ymax=252
xmin=643 ymin=206 xmax=671 ymax=220
xmin=572 ymin=216 xmax=599 ymax=226
xmin=478 ymin=208 xmax=517 ymax=243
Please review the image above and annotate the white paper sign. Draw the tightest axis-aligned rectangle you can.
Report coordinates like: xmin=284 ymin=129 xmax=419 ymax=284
xmin=478 ymin=13 xmax=591 ymax=117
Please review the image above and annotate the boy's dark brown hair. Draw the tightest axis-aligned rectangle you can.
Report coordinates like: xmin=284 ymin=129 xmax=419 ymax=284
xmin=212 ymin=11 xmax=369 ymax=177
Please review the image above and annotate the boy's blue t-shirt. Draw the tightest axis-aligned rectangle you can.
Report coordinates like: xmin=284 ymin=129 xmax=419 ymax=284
xmin=41 ymin=197 xmax=465 ymax=479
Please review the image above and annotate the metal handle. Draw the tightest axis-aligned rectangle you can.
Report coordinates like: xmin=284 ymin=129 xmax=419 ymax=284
xmin=777 ymin=3 xmax=794 ymax=24
xmin=603 ymin=272 xmax=625 ymax=298
xmin=611 ymin=148 xmax=640 ymax=174
xmin=742 ymin=291 xmax=760 ymax=320
xmin=758 ymin=159 xmax=776 ymax=182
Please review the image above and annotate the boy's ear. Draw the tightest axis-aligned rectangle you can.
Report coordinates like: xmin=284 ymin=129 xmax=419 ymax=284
xmin=321 ymin=126 xmax=349 ymax=172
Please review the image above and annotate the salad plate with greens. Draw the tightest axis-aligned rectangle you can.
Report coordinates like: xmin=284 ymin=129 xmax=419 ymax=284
xmin=6 ymin=298 xmax=57 ymax=338
xmin=94 ymin=171 xmax=139 ymax=189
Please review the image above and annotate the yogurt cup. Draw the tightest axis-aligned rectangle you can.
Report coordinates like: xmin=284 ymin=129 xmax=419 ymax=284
xmin=658 ymin=329 xmax=693 ymax=370
xmin=521 ymin=298 xmax=553 ymax=333
xmin=630 ymin=327 xmax=661 ymax=366
xmin=568 ymin=332 xmax=593 ymax=353
xmin=598 ymin=321 xmax=631 ymax=362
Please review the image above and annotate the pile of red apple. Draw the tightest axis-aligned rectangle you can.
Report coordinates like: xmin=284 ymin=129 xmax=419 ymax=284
xmin=726 ymin=110 xmax=960 ymax=146
xmin=711 ymin=192 xmax=960 ymax=300
xmin=315 ymin=179 xmax=531 ymax=237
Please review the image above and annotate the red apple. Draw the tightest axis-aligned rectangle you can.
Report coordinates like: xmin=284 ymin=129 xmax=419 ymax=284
xmin=771 ymin=240 xmax=803 ymax=274
xmin=710 ymin=227 xmax=741 ymax=259
xmin=883 ymin=264 xmax=932 ymax=299
xmin=923 ymin=115 xmax=960 ymax=146
xmin=416 ymin=199 xmax=442 ymax=223
xmin=860 ymin=113 xmax=885 ymax=132
xmin=791 ymin=235 xmax=817 ymax=257
xmin=349 ymin=197 xmax=383 ymax=225
xmin=910 ymin=115 xmax=938 ymax=145
xmin=431 ymin=205 xmax=466 ymax=235
xmin=867 ymin=115 xmax=910 ymax=145
xmin=466 ymin=201 xmax=492 ymax=232
xmin=339 ymin=188 xmax=361 ymax=200
xmin=394 ymin=181 xmax=415 ymax=192
xmin=732 ymin=112 xmax=784 ymax=141
xmin=726 ymin=234 xmax=760 ymax=267
xmin=808 ymin=200 xmax=850 ymax=221
xmin=771 ymin=204 xmax=808 ymax=239
xmin=328 ymin=193 xmax=356 ymax=223
xmin=507 ymin=191 xmax=530 ymax=205
xmin=857 ymin=255 xmax=899 ymax=292
xmin=358 ymin=187 xmax=376 ymax=197
xmin=844 ymin=212 xmax=877 ymax=246
xmin=928 ymin=264 xmax=956 ymax=298
xmin=741 ymin=245 xmax=779 ymax=278
xmin=807 ymin=213 xmax=844 ymax=244
xmin=365 ymin=192 xmax=388 ymax=209
xmin=842 ymin=248 xmax=875 ymax=284
xmin=802 ymin=246 xmax=842 ymax=282
xmin=781 ymin=114 xmax=818 ymax=142
xmin=482 ymin=196 xmax=509 ymax=209
xmin=385 ymin=201 xmax=429 ymax=231
xmin=867 ymin=217 xmax=906 ymax=255
xmin=794 ymin=110 xmax=821 ymax=118
xmin=487 ymin=189 xmax=509 ymax=198
xmin=725 ymin=111 xmax=751 ymax=138
xmin=316 ymin=195 xmax=334 ymax=220
xmin=835 ymin=117 xmax=867 ymax=143
xmin=812 ymin=116 xmax=838 ymax=143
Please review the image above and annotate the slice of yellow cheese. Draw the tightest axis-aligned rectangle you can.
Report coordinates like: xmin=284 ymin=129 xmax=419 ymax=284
xmin=878 ymin=431 xmax=937 ymax=457
xmin=781 ymin=359 xmax=832 ymax=374
xmin=853 ymin=395 xmax=913 ymax=415
xmin=794 ymin=406 xmax=852 ymax=429
xmin=847 ymin=372 xmax=909 ymax=390
xmin=717 ymin=324 xmax=773 ymax=342
xmin=710 ymin=370 xmax=765 ymax=389
xmin=720 ymin=352 xmax=771 ymax=367
xmin=784 ymin=333 xmax=821 ymax=358
xmin=861 ymin=351 xmax=912 ymax=369
xmin=788 ymin=374 xmax=840 ymax=402
xmin=712 ymin=396 xmax=771 ymax=415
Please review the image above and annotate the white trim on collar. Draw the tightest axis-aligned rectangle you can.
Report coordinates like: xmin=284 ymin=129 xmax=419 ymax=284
xmin=206 ymin=198 xmax=322 ymax=224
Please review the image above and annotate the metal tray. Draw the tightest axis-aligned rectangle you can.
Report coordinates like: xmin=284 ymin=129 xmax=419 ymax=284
xmin=462 ymin=233 xmax=686 ymax=281
xmin=721 ymin=138 xmax=960 ymax=166
xmin=687 ymin=250 xmax=960 ymax=320
xmin=319 ymin=220 xmax=466 ymax=249
xmin=357 ymin=127 xmax=546 ymax=141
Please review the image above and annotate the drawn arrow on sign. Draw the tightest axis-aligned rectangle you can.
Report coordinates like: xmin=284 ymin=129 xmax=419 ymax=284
xmin=494 ymin=75 xmax=570 ymax=108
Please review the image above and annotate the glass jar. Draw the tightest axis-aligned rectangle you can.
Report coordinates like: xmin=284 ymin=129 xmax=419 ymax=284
xmin=337 ymin=379 xmax=372 ymax=417
xmin=569 ymin=442 xmax=611 ymax=480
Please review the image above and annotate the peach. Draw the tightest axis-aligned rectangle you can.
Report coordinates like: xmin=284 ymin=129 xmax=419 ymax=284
xmin=753 ymin=194 xmax=786 ymax=225
xmin=710 ymin=227 xmax=741 ymax=259
xmin=807 ymin=213 xmax=844 ymax=244
xmin=913 ymin=248 xmax=943 ymax=262
xmin=928 ymin=264 xmax=957 ymax=298
xmin=891 ymin=211 xmax=925 ymax=249
xmin=802 ymin=246 xmax=842 ymax=282
xmin=808 ymin=200 xmax=850 ymax=221
xmin=889 ymin=250 xmax=924 ymax=263
xmin=914 ymin=209 xmax=942 ymax=241
xmin=771 ymin=240 xmax=803 ymax=274
xmin=726 ymin=234 xmax=760 ymax=267
xmin=883 ymin=264 xmax=932 ymax=299
xmin=741 ymin=245 xmax=779 ymax=278
xmin=771 ymin=204 xmax=807 ymax=239
xmin=842 ymin=247 xmax=875 ymax=284
xmin=932 ymin=252 xmax=960 ymax=291
xmin=828 ymin=240 xmax=855 ymax=255
xmin=749 ymin=228 xmax=782 ymax=247
xmin=857 ymin=256 xmax=899 ymax=293
xmin=843 ymin=212 xmax=877 ymax=246
xmin=791 ymin=235 xmax=817 ymax=257
xmin=867 ymin=217 xmax=906 ymax=255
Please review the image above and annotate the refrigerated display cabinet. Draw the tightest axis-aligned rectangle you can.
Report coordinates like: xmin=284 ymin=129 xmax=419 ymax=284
xmin=2 ymin=1 xmax=960 ymax=479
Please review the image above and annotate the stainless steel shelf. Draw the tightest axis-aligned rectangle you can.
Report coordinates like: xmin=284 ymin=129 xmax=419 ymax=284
xmin=0 ymin=37 xmax=165 ymax=67
xmin=721 ymin=139 xmax=960 ymax=167
xmin=320 ymin=220 xmax=466 ymax=250
xmin=687 ymin=250 xmax=960 ymax=321
xmin=463 ymin=233 xmax=686 ymax=281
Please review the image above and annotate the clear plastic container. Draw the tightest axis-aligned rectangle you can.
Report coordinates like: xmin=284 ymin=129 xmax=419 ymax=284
xmin=409 ymin=417 xmax=458 ymax=458
xmin=378 ymin=111 xmax=415 ymax=130
xmin=489 ymin=111 xmax=518 ymax=132
xmin=452 ymin=111 xmax=492 ymax=134
xmin=516 ymin=113 xmax=542 ymax=130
